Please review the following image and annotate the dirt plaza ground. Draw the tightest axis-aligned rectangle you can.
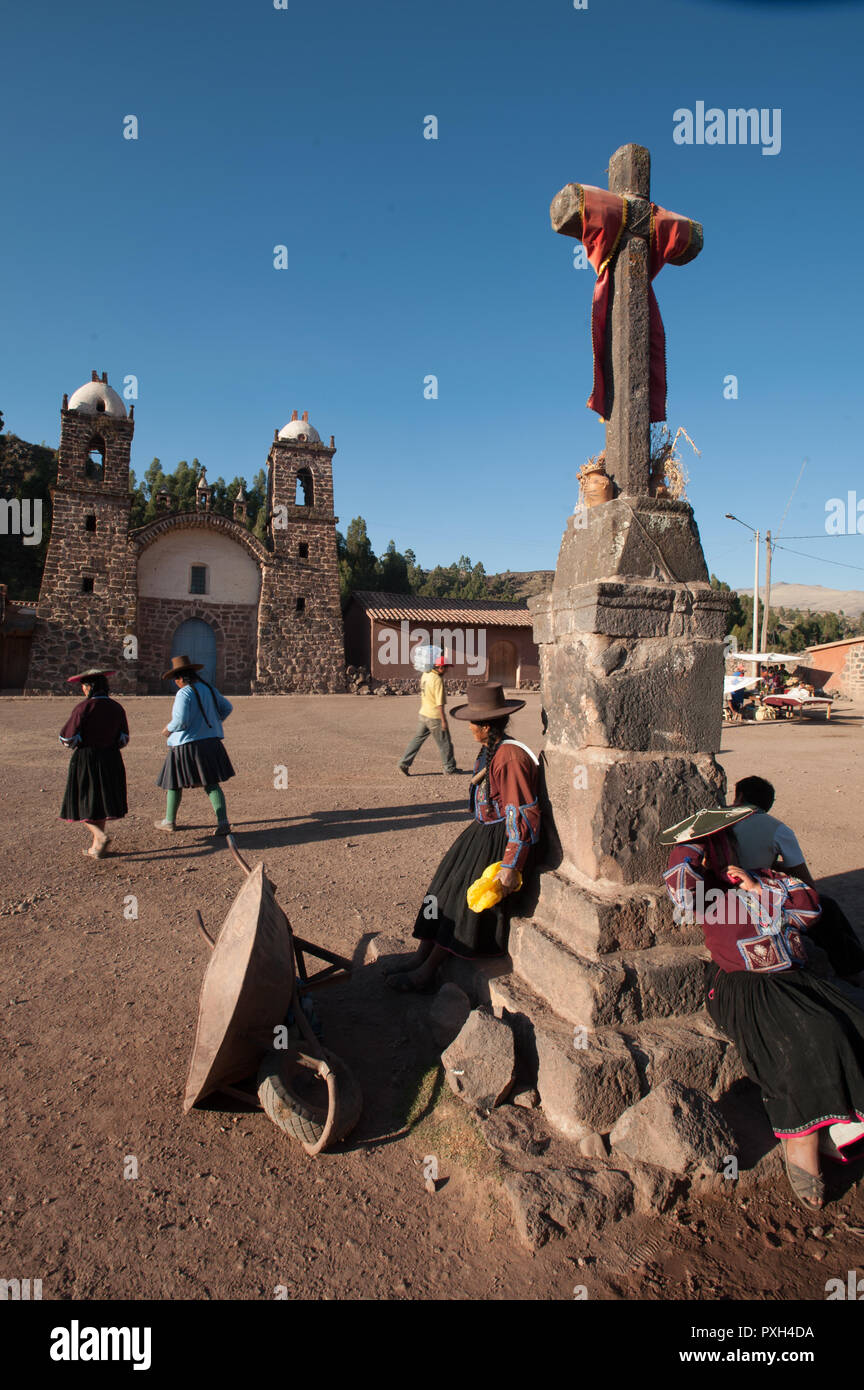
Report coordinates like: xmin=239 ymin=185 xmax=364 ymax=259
xmin=2 ymin=690 xmax=864 ymax=1302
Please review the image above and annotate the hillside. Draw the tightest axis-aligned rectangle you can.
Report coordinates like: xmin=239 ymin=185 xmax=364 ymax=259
xmin=490 ymin=570 xmax=555 ymax=601
xmin=738 ymin=582 xmax=864 ymax=618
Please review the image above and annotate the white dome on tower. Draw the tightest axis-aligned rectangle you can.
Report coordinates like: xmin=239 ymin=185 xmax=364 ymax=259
xmin=67 ymin=374 xmax=127 ymax=418
xmin=278 ymin=412 xmax=320 ymax=444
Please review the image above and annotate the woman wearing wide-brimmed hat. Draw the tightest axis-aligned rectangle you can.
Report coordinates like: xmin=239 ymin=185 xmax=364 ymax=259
xmin=154 ymin=655 xmax=235 ymax=837
xmin=386 ymin=683 xmax=541 ymax=992
xmin=59 ymin=668 xmax=129 ymax=858
xmin=662 ymin=806 xmax=864 ymax=1211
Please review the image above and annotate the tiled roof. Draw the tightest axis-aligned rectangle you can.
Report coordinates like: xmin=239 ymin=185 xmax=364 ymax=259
xmin=350 ymin=591 xmax=534 ymax=625
xmin=806 ymin=637 xmax=864 ymax=652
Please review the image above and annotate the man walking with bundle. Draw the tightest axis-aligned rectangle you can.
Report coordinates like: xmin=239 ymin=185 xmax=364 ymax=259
xmin=398 ymin=650 xmax=458 ymax=776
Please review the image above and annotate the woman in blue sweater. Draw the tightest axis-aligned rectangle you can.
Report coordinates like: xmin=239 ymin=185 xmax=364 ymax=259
xmin=154 ymin=654 xmax=235 ymax=836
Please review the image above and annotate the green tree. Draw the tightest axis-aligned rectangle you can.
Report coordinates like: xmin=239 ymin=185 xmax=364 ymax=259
xmin=338 ymin=516 xmax=379 ymax=599
xmin=377 ymin=539 xmax=409 ymax=593
xmin=0 ymin=431 xmax=57 ymax=599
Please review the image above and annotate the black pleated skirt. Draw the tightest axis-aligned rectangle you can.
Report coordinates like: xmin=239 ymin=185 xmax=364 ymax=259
xmin=61 ymin=747 xmax=128 ymax=822
xmin=413 ymin=818 xmax=526 ymax=960
xmin=708 ymin=967 xmax=864 ymax=1137
xmin=156 ymin=738 xmax=235 ymax=791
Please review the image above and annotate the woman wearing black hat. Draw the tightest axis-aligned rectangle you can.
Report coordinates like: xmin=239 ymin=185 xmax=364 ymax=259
xmin=386 ymin=683 xmax=541 ymax=992
xmin=662 ymin=807 xmax=864 ymax=1211
xmin=154 ymin=654 xmax=235 ymax=837
xmin=60 ymin=668 xmax=129 ymax=859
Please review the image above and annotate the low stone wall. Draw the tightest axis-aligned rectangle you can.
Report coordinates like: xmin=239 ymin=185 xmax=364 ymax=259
xmin=345 ymin=665 xmax=540 ymax=696
xmin=843 ymin=645 xmax=864 ymax=697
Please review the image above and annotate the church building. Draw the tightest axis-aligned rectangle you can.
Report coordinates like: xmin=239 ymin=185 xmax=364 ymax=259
xmin=25 ymin=373 xmax=346 ymax=694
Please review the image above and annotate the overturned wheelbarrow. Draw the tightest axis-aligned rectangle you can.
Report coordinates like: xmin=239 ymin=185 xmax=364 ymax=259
xmin=184 ymin=836 xmax=362 ymax=1156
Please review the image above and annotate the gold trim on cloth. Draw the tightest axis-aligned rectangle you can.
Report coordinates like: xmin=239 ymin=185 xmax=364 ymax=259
xmin=599 ymin=195 xmax=627 ymax=276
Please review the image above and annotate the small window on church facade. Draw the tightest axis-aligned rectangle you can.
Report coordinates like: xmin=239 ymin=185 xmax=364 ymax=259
xmin=189 ymin=565 xmax=208 ymax=595
xmin=85 ymin=437 xmax=105 ymax=481
xmin=298 ymin=542 xmax=308 ymax=558
xmin=295 ymin=596 xmax=306 ymax=613
xmin=295 ymin=469 xmax=314 ymax=507
xmin=84 ymin=514 xmax=97 ymax=532
xmin=82 ymin=577 xmax=95 ymax=594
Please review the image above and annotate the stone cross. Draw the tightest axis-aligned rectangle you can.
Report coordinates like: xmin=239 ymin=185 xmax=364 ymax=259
xmin=551 ymin=144 xmax=703 ymax=496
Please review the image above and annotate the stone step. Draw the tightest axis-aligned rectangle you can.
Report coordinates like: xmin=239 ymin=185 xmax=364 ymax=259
xmin=509 ymin=916 xmax=707 ymax=1027
xmin=488 ymin=973 xmax=641 ymax=1141
xmin=509 ymin=917 xmax=634 ymax=1028
xmin=489 ymin=972 xmax=742 ymax=1143
xmin=621 ymin=1015 xmax=746 ymax=1099
xmin=529 ymin=867 xmax=702 ymax=956
xmin=620 ymin=943 xmax=709 ymax=1022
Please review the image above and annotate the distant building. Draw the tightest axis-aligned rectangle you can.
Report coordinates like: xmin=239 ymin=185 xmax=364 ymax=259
xmin=22 ymin=374 xmax=345 ymax=693
xmin=344 ymin=591 xmax=540 ymax=689
xmin=805 ymin=636 xmax=864 ymax=698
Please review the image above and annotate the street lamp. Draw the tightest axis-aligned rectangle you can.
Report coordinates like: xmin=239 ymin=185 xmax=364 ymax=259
xmin=725 ymin=513 xmax=760 ymax=656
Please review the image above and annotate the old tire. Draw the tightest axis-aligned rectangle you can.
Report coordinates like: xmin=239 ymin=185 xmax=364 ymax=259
xmin=257 ymin=1048 xmax=362 ymax=1153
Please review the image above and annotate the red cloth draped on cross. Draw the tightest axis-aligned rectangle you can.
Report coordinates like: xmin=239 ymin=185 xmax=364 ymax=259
xmin=578 ymin=186 xmax=697 ymax=422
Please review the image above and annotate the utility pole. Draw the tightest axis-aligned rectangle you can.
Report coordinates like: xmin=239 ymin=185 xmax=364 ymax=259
xmin=760 ymin=530 xmax=772 ymax=656
xmin=724 ymin=514 xmax=763 ymax=657
xmin=752 ymin=529 xmax=760 ymax=656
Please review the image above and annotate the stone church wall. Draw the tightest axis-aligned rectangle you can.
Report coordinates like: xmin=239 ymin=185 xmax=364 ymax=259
xmin=137 ymin=596 xmax=258 ymax=694
xmin=254 ymin=436 xmax=345 ymax=693
xmin=26 ymin=490 xmax=139 ymax=693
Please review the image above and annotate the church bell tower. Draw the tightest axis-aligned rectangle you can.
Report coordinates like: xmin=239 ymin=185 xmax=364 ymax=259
xmin=26 ymin=372 xmax=138 ymax=693
xmin=255 ymin=411 xmax=345 ymax=692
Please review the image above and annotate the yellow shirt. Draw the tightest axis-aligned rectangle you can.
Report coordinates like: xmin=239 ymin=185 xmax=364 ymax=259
xmin=419 ymin=670 xmax=445 ymax=718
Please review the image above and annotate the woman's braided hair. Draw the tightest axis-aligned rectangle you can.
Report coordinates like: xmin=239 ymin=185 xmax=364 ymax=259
xmin=476 ymin=715 xmax=510 ymax=786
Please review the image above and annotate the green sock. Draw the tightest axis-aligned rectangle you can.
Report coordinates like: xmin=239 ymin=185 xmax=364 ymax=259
xmin=205 ymin=785 xmax=227 ymax=824
xmin=166 ymin=789 xmax=182 ymax=824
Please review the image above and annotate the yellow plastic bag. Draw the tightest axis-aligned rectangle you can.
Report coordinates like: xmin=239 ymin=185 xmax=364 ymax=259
xmin=466 ymin=860 xmax=522 ymax=914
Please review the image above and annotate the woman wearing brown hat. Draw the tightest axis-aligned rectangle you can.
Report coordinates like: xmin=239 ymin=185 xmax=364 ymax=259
xmin=154 ymin=655 xmax=235 ymax=836
xmin=386 ymin=683 xmax=541 ymax=992
xmin=59 ymin=669 xmax=129 ymax=858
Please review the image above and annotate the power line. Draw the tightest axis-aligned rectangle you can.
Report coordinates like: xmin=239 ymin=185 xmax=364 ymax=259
xmin=771 ymin=542 xmax=864 ymax=575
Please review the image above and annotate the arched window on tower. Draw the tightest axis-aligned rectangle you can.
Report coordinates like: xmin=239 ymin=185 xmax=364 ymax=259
xmin=295 ymin=468 xmax=314 ymax=507
xmin=85 ymin=437 xmax=105 ymax=481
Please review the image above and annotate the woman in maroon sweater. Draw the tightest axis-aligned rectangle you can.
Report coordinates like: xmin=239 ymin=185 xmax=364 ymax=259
xmin=60 ymin=668 xmax=129 ymax=858
xmin=663 ymin=806 xmax=864 ymax=1210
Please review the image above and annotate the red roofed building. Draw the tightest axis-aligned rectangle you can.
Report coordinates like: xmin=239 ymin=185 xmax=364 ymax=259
xmin=344 ymin=591 xmax=540 ymax=689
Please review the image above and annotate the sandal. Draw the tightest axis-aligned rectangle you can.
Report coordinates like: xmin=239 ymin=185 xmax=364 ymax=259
xmin=782 ymin=1142 xmax=825 ymax=1211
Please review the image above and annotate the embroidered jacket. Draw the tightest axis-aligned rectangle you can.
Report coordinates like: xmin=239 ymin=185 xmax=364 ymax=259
xmin=470 ymin=740 xmax=540 ymax=873
xmin=663 ymin=841 xmax=821 ymax=974
xmin=59 ymin=694 xmax=129 ymax=750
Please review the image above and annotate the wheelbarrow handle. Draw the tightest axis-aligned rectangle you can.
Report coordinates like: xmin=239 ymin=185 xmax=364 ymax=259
xmin=195 ymin=910 xmax=216 ymax=950
xmin=226 ymin=834 xmax=253 ymax=877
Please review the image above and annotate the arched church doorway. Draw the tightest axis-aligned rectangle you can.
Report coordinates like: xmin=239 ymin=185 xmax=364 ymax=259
xmin=171 ymin=618 xmax=217 ymax=687
xmin=488 ymin=639 xmax=518 ymax=687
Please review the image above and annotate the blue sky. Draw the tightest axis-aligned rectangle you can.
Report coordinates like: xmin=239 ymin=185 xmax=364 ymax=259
xmin=2 ymin=0 xmax=863 ymax=592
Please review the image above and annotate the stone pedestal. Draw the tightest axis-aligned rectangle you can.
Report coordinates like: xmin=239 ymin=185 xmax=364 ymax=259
xmin=490 ymin=499 xmax=742 ymax=1140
